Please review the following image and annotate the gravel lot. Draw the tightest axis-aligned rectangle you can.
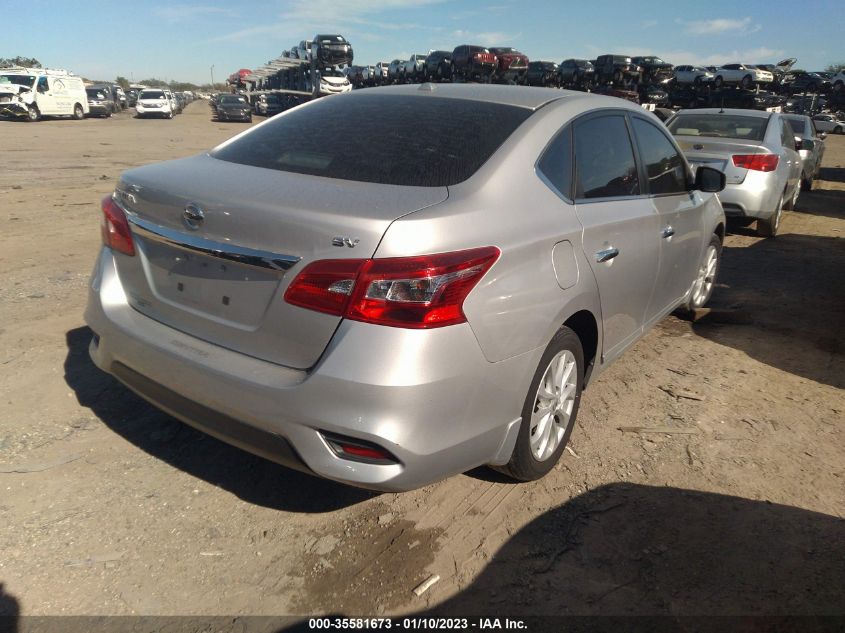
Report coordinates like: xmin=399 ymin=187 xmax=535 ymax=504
xmin=1 ymin=101 xmax=843 ymax=618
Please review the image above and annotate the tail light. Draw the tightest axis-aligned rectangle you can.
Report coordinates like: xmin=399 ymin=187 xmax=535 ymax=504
xmin=100 ymin=196 xmax=135 ymax=256
xmin=284 ymin=246 xmax=500 ymax=328
xmin=732 ymin=154 xmax=779 ymax=172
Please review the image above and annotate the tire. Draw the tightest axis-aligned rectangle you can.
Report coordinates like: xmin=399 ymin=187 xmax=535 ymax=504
xmin=26 ymin=105 xmax=40 ymax=122
xmin=740 ymin=75 xmax=752 ymax=89
xmin=801 ymin=173 xmax=813 ymax=191
xmin=247 ymin=115 xmax=252 ymax=123
xmin=834 ymin=81 xmax=843 ymax=93
xmin=167 ymin=110 xmax=174 ymax=119
xmin=714 ymin=76 xmax=724 ymax=89
xmin=693 ymin=76 xmax=702 ymax=87
xmin=757 ymin=191 xmax=785 ymax=237
xmin=497 ymin=327 xmax=584 ymax=482
xmin=787 ymin=180 xmax=800 ymax=209
xmin=683 ymin=235 xmax=722 ymax=312
xmin=73 ymin=103 xmax=84 ymax=120
xmin=835 ymin=126 xmax=843 ymax=134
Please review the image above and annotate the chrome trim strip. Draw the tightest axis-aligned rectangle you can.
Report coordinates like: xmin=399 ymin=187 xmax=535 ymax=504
xmin=123 ymin=211 xmax=300 ymax=273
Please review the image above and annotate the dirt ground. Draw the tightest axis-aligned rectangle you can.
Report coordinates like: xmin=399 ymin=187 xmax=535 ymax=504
xmin=1 ymin=102 xmax=843 ymax=619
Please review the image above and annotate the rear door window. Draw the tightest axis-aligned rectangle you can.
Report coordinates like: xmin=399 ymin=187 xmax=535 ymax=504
xmin=574 ymin=115 xmax=640 ymax=199
xmin=212 ymin=94 xmax=532 ymax=187
xmin=630 ymin=117 xmax=688 ymax=195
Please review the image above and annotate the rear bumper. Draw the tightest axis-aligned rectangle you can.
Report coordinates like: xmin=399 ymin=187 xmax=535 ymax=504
xmin=84 ymin=249 xmax=533 ymax=491
xmin=717 ymin=170 xmax=785 ymax=220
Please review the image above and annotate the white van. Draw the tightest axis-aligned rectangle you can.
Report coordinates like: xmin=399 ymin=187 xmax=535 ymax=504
xmin=0 ymin=67 xmax=89 ymax=121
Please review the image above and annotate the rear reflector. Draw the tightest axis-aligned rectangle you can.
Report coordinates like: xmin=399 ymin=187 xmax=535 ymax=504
xmin=732 ymin=154 xmax=779 ymax=172
xmin=100 ymin=196 xmax=136 ymax=256
xmin=284 ymin=246 xmax=500 ymax=328
xmin=322 ymin=432 xmax=399 ymax=465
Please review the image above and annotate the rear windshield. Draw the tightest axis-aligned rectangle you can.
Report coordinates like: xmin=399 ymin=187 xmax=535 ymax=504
xmin=667 ymin=114 xmax=769 ymax=141
xmin=785 ymin=118 xmax=806 ymax=134
xmin=212 ymin=94 xmax=533 ymax=187
xmin=219 ymin=95 xmax=247 ymax=104
xmin=139 ymin=90 xmax=164 ymax=99
xmin=86 ymin=89 xmax=107 ymax=98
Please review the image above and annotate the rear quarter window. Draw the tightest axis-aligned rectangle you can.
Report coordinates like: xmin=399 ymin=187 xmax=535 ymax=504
xmin=212 ymin=94 xmax=532 ymax=187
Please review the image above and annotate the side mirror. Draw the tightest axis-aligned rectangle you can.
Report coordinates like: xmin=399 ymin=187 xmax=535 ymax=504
xmin=693 ymin=166 xmax=725 ymax=193
xmin=818 ymin=132 xmax=827 ymax=140
xmin=797 ymin=139 xmax=815 ymax=151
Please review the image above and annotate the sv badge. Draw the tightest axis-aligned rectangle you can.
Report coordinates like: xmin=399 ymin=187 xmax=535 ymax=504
xmin=332 ymin=236 xmax=360 ymax=248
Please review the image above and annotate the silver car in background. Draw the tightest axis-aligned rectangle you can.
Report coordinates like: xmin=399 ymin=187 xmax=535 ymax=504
xmin=783 ymin=114 xmax=825 ymax=191
xmin=85 ymin=85 xmax=726 ymax=491
xmin=667 ymin=109 xmax=801 ymax=237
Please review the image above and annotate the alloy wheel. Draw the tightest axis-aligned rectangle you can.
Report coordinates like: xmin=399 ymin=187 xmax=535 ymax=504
xmin=529 ymin=350 xmax=577 ymax=461
xmin=691 ymin=245 xmax=718 ymax=307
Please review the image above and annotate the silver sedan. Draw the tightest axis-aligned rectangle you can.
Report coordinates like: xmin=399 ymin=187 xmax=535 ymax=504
xmin=85 ymin=85 xmax=726 ymax=491
xmin=667 ymin=108 xmax=802 ymax=237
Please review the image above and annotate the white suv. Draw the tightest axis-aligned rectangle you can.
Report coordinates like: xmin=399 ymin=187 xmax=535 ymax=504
xmin=713 ymin=64 xmax=774 ymax=89
xmin=135 ymin=88 xmax=174 ymax=119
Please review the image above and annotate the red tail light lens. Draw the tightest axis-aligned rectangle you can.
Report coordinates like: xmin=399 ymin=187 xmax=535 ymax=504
xmin=732 ymin=154 xmax=779 ymax=172
xmin=283 ymin=258 xmax=365 ymax=316
xmin=284 ymin=246 xmax=500 ymax=328
xmin=100 ymin=196 xmax=135 ymax=256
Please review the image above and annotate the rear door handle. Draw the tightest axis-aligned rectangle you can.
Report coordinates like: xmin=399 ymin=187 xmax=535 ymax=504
xmin=595 ymin=247 xmax=620 ymax=263
xmin=661 ymin=226 xmax=675 ymax=238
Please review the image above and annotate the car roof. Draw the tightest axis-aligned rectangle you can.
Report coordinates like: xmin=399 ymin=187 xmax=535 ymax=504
xmin=349 ymin=83 xmax=634 ymax=111
xmin=674 ymin=108 xmax=772 ymax=119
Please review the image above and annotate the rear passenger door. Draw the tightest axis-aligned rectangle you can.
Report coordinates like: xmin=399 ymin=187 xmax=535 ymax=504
xmin=572 ymin=113 xmax=661 ymax=364
xmin=629 ymin=114 xmax=704 ymax=319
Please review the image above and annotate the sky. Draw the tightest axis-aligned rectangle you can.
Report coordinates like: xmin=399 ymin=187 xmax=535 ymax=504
xmin=4 ymin=0 xmax=842 ymax=84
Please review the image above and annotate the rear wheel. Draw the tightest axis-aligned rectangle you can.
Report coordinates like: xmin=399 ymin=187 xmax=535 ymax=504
xmin=801 ymin=173 xmax=813 ymax=191
xmin=73 ymin=103 xmax=84 ymax=120
xmin=835 ymin=126 xmax=843 ymax=134
xmin=757 ymin=191 xmax=785 ymax=237
xmin=684 ymin=235 xmax=722 ymax=312
xmin=497 ymin=327 xmax=584 ymax=482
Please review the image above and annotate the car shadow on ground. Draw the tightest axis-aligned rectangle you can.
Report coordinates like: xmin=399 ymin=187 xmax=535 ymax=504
xmin=0 ymin=584 xmax=19 ymax=632
xmin=790 ymin=167 xmax=845 ymax=221
xmin=693 ymin=231 xmax=845 ymax=389
xmin=63 ymin=326 xmax=377 ymax=513
xmin=273 ymin=484 xmax=844 ymax=631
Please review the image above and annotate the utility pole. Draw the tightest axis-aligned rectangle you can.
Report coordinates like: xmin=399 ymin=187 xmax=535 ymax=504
xmin=210 ymin=64 xmax=215 ymax=90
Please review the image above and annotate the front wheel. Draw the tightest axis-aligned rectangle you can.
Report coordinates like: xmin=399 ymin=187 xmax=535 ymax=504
xmin=26 ymin=104 xmax=40 ymax=122
xmin=684 ymin=235 xmax=722 ymax=312
xmin=496 ymin=327 xmax=584 ymax=482
xmin=740 ymin=75 xmax=752 ymax=89
xmin=714 ymin=76 xmax=724 ymax=89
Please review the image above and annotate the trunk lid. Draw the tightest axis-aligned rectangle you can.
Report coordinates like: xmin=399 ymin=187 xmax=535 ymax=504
xmin=675 ymin=136 xmax=772 ymax=184
xmin=113 ymin=153 xmax=448 ymax=369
